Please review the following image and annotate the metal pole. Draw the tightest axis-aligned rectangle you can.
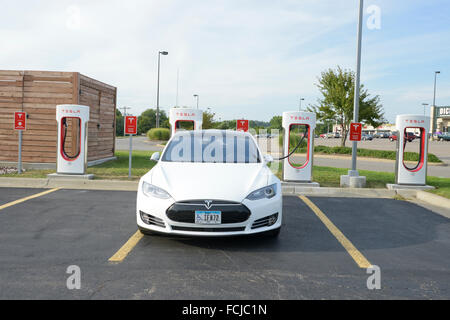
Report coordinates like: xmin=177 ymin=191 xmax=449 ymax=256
xmin=176 ymin=68 xmax=180 ymax=107
xmin=194 ymin=94 xmax=199 ymax=109
xmin=156 ymin=53 xmax=161 ymax=128
xmin=18 ymin=130 xmax=22 ymax=174
xmin=350 ymin=0 xmax=364 ymax=174
xmin=128 ymin=133 xmax=132 ymax=178
xmin=432 ymin=71 xmax=440 ymax=136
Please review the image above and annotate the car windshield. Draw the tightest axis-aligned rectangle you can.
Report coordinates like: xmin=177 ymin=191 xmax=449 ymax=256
xmin=161 ymin=131 xmax=261 ymax=163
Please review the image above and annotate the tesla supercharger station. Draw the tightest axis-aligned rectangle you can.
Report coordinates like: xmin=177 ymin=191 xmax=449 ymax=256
xmin=169 ymin=107 xmax=203 ymax=136
xmin=388 ymin=114 xmax=433 ymax=189
xmin=55 ymin=104 xmax=90 ymax=175
xmin=282 ymin=111 xmax=318 ymax=186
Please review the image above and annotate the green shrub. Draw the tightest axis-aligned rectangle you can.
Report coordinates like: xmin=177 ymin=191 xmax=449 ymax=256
xmin=147 ymin=128 xmax=171 ymax=141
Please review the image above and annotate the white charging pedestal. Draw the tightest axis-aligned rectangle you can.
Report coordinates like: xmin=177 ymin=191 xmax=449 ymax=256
xmin=387 ymin=114 xmax=434 ymax=190
xmin=169 ymin=108 xmax=203 ymax=136
xmin=281 ymin=111 xmax=319 ymax=187
xmin=48 ymin=104 xmax=93 ymax=180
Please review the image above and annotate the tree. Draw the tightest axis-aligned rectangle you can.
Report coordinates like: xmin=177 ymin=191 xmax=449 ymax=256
xmin=202 ymin=109 xmax=216 ymax=129
xmin=137 ymin=108 xmax=168 ymax=134
xmin=115 ymin=109 xmax=124 ymax=136
xmin=214 ymin=120 xmax=235 ymax=130
xmin=308 ymin=66 xmax=385 ymax=146
xmin=269 ymin=116 xmax=283 ymax=130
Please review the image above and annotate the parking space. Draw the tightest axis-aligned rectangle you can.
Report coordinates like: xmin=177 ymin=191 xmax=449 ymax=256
xmin=0 ymin=187 xmax=448 ymax=299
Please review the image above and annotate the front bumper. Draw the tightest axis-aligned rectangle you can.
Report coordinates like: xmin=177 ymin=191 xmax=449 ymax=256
xmin=136 ymin=191 xmax=282 ymax=237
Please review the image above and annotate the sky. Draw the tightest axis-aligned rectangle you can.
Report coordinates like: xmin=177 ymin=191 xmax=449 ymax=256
xmin=1 ymin=0 xmax=449 ymax=123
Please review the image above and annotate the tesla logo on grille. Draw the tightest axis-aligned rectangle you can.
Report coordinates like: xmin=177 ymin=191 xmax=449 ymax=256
xmin=204 ymin=200 xmax=213 ymax=209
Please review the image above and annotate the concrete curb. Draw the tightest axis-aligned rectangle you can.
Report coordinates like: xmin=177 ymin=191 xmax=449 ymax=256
xmin=0 ymin=178 xmax=448 ymax=211
xmin=0 ymin=177 xmax=139 ymax=191
xmin=0 ymin=177 xmax=406 ymax=198
xmin=281 ymin=183 xmax=395 ymax=198
xmin=416 ymin=190 xmax=450 ymax=210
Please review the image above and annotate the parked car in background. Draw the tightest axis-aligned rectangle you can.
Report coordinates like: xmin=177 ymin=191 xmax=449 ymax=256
xmin=406 ymin=132 xmax=416 ymax=141
xmin=361 ymin=133 xmax=373 ymax=141
xmin=319 ymin=133 xmax=327 ymax=138
xmin=389 ymin=132 xmax=415 ymax=142
xmin=437 ymin=132 xmax=450 ymax=141
xmin=374 ymin=132 xmax=390 ymax=138
xmin=389 ymin=133 xmax=397 ymax=142
xmin=330 ymin=132 xmax=340 ymax=138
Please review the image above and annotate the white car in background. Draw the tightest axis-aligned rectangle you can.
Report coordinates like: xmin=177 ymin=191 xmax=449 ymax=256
xmin=136 ymin=130 xmax=282 ymax=237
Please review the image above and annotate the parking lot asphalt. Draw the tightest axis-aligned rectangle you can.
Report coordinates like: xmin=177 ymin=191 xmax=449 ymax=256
xmin=0 ymin=187 xmax=449 ymax=299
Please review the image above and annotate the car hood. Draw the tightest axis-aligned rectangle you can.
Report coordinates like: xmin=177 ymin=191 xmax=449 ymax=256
xmin=144 ymin=162 xmax=273 ymax=202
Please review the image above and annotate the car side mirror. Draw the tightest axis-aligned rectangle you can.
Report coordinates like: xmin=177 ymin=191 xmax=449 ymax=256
xmin=264 ymin=154 xmax=274 ymax=164
xmin=150 ymin=152 xmax=160 ymax=162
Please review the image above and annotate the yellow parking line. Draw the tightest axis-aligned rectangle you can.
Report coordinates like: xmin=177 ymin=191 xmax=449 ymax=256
xmin=0 ymin=188 xmax=61 ymax=211
xmin=299 ymin=195 xmax=372 ymax=269
xmin=108 ymin=230 xmax=144 ymax=263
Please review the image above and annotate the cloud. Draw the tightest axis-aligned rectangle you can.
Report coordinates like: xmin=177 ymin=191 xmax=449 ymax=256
xmin=1 ymin=0 xmax=449 ymax=123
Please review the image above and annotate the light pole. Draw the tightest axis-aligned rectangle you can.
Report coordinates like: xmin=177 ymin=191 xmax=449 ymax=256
xmin=422 ymin=103 xmax=429 ymax=116
xmin=431 ymin=71 xmax=440 ymax=135
xmin=341 ymin=0 xmax=365 ymax=188
xmin=351 ymin=0 xmax=363 ymax=174
xmin=193 ymin=94 xmax=199 ymax=109
xmin=156 ymin=51 xmax=168 ymax=128
xmin=299 ymin=98 xmax=305 ymax=111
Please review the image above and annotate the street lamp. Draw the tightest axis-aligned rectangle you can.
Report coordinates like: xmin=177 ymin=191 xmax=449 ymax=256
xmin=340 ymin=0 xmax=365 ymax=188
xmin=422 ymin=103 xmax=429 ymax=116
xmin=156 ymin=50 xmax=169 ymax=128
xmin=431 ymin=71 xmax=440 ymax=135
xmin=299 ymin=98 xmax=305 ymax=111
xmin=193 ymin=94 xmax=199 ymax=109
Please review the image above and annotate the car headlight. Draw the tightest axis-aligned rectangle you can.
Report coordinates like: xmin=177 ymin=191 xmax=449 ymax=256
xmin=246 ymin=184 xmax=277 ymax=200
xmin=142 ymin=181 xmax=172 ymax=199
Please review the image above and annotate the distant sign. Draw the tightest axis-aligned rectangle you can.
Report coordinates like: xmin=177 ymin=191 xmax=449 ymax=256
xmin=125 ymin=116 xmax=137 ymax=135
xmin=14 ymin=112 xmax=26 ymax=130
xmin=349 ymin=122 xmax=362 ymax=141
xmin=236 ymin=119 xmax=249 ymax=132
xmin=438 ymin=107 xmax=450 ymax=118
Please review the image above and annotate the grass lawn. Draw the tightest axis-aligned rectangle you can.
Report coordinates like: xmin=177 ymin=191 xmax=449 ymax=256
xmin=275 ymin=165 xmax=450 ymax=199
xmin=1 ymin=150 xmax=156 ymax=181
xmin=87 ymin=150 xmax=156 ymax=180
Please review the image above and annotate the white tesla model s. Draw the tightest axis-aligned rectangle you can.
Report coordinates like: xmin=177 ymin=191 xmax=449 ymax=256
xmin=136 ymin=129 xmax=282 ymax=237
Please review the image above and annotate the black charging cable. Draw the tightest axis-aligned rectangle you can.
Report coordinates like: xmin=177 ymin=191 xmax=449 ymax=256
xmin=403 ymin=130 xmax=422 ymax=171
xmin=277 ymin=130 xmax=308 ymax=161
xmin=62 ymin=118 xmax=81 ymax=159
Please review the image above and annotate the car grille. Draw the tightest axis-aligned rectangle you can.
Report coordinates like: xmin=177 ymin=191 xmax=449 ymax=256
xmin=251 ymin=213 xmax=278 ymax=229
xmin=166 ymin=200 xmax=251 ymax=224
xmin=140 ymin=211 xmax=165 ymax=228
xmin=171 ymin=226 xmax=246 ymax=232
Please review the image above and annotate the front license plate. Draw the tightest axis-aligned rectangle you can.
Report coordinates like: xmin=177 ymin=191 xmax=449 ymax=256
xmin=195 ymin=211 xmax=221 ymax=225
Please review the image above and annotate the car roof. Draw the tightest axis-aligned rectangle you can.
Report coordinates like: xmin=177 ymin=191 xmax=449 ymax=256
xmin=172 ymin=129 xmax=252 ymax=138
